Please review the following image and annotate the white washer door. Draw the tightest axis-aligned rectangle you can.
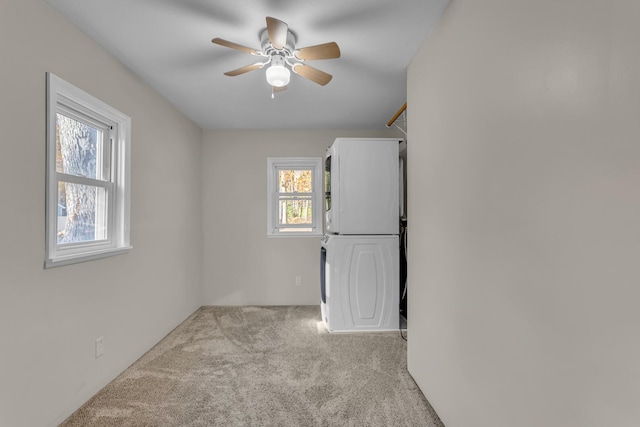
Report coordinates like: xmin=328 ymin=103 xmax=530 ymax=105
xmin=327 ymin=235 xmax=399 ymax=332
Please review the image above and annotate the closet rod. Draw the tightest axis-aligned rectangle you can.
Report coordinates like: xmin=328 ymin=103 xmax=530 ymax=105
xmin=386 ymin=102 xmax=407 ymax=128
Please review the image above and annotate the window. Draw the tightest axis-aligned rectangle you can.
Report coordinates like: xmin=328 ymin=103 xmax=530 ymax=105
xmin=45 ymin=73 xmax=131 ymax=267
xmin=267 ymin=157 xmax=322 ymax=237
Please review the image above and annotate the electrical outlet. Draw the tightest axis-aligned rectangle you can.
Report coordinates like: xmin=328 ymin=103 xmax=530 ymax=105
xmin=295 ymin=276 xmax=302 ymax=287
xmin=95 ymin=336 xmax=104 ymax=358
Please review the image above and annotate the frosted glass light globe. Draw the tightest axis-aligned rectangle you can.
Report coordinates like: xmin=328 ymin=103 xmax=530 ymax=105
xmin=266 ymin=65 xmax=290 ymax=87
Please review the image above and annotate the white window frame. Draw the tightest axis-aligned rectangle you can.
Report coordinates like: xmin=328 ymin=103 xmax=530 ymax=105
xmin=45 ymin=72 xmax=131 ymax=268
xmin=267 ymin=157 xmax=323 ymax=237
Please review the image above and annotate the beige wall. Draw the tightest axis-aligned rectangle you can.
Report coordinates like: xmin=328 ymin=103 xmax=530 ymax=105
xmin=407 ymin=1 xmax=640 ymax=426
xmin=0 ymin=1 xmax=203 ymax=426
xmin=201 ymin=129 xmax=400 ymax=306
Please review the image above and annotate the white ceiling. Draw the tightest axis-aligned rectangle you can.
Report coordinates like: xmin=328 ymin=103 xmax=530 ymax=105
xmin=45 ymin=0 xmax=448 ymax=130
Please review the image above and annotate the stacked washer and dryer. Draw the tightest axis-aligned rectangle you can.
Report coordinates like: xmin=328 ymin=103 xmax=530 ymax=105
xmin=320 ymin=138 xmax=402 ymax=333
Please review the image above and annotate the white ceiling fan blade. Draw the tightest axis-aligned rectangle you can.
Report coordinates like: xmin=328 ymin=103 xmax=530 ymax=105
xmin=266 ymin=16 xmax=288 ymax=50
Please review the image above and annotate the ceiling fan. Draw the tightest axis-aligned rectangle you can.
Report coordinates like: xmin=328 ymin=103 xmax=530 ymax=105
xmin=212 ymin=17 xmax=340 ymax=97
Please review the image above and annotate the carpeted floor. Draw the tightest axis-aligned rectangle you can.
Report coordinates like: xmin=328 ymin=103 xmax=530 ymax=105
xmin=61 ymin=306 xmax=443 ymax=426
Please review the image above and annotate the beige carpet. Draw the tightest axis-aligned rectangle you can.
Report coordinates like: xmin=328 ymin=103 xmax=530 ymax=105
xmin=61 ymin=306 xmax=443 ymax=426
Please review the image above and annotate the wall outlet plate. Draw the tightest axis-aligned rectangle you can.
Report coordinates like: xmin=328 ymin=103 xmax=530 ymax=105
xmin=95 ymin=336 xmax=104 ymax=358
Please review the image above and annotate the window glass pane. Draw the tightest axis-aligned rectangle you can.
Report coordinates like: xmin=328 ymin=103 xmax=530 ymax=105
xmin=57 ymin=182 xmax=107 ymax=244
xmin=278 ymin=198 xmax=313 ymax=226
xmin=278 ymin=169 xmax=313 ymax=193
xmin=56 ymin=113 xmax=103 ymax=180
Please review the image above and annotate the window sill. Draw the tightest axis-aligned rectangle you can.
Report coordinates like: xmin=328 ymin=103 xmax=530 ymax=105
xmin=267 ymin=232 xmax=323 ymax=238
xmin=45 ymin=246 xmax=132 ymax=269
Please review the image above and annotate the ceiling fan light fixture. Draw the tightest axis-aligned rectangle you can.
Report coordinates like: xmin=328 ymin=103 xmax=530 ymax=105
xmin=265 ymin=55 xmax=290 ymax=87
xmin=266 ymin=65 xmax=290 ymax=87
